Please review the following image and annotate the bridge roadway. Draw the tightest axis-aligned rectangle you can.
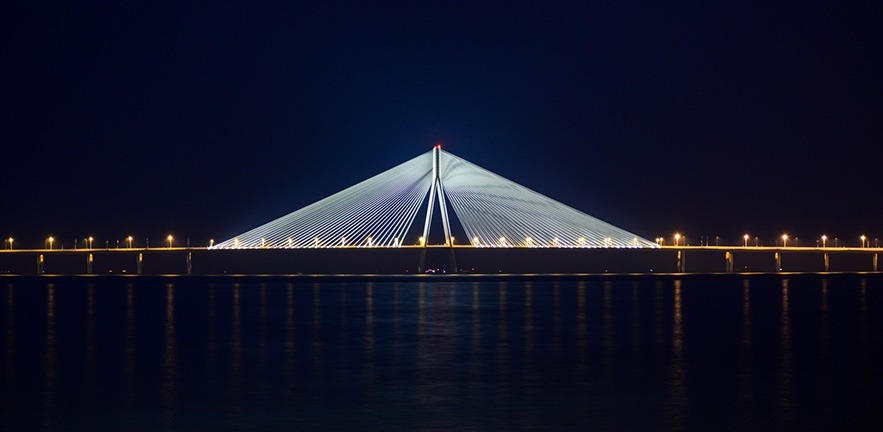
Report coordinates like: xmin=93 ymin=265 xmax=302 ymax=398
xmin=0 ymin=245 xmax=879 ymax=275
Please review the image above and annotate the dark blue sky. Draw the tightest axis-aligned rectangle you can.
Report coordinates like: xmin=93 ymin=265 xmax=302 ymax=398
xmin=2 ymin=1 xmax=882 ymax=248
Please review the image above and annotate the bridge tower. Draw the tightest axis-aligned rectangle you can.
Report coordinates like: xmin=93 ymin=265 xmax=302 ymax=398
xmin=421 ymin=144 xmax=453 ymax=246
xmin=418 ymin=145 xmax=457 ymax=272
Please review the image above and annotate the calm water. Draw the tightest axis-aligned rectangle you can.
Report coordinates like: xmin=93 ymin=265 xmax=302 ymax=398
xmin=1 ymin=276 xmax=882 ymax=431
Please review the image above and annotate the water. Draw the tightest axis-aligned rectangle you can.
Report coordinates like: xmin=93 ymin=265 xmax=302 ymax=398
xmin=1 ymin=276 xmax=882 ymax=431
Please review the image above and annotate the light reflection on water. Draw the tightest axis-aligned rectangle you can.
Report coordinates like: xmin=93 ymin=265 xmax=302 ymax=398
xmin=0 ymin=276 xmax=880 ymax=431
xmin=779 ymin=279 xmax=793 ymax=428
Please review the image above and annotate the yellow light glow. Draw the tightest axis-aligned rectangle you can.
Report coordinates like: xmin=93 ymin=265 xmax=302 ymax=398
xmin=743 ymin=234 xmax=749 ymax=240
xmin=499 ymin=236 xmax=506 ymax=246
xmin=472 ymin=236 xmax=479 ymax=246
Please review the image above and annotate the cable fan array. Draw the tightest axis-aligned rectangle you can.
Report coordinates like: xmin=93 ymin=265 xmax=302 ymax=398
xmin=213 ymin=152 xmax=432 ymax=248
xmin=439 ymin=151 xmax=658 ymax=248
xmin=212 ymin=148 xmax=658 ymax=249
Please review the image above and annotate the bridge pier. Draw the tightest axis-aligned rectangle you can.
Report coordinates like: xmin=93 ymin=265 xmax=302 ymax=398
xmin=448 ymin=248 xmax=457 ymax=273
xmin=87 ymin=253 xmax=93 ymax=274
xmin=137 ymin=253 xmax=143 ymax=275
xmin=37 ymin=254 xmax=44 ymax=274
xmin=775 ymin=252 xmax=782 ymax=272
xmin=725 ymin=251 xmax=734 ymax=273
xmin=417 ymin=249 xmax=426 ymax=273
xmin=187 ymin=252 xmax=192 ymax=275
xmin=874 ymin=253 xmax=878 ymax=272
xmin=824 ymin=253 xmax=830 ymax=272
xmin=677 ymin=250 xmax=685 ymax=273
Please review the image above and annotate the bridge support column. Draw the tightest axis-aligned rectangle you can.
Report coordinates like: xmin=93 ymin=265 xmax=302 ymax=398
xmin=87 ymin=253 xmax=93 ymax=274
xmin=874 ymin=253 xmax=878 ymax=272
xmin=775 ymin=252 xmax=782 ymax=272
xmin=448 ymin=248 xmax=458 ymax=273
xmin=137 ymin=253 xmax=143 ymax=275
xmin=725 ymin=251 xmax=734 ymax=273
xmin=824 ymin=253 xmax=829 ymax=272
xmin=677 ymin=250 xmax=685 ymax=273
xmin=418 ymin=249 xmax=427 ymax=273
xmin=187 ymin=252 xmax=192 ymax=275
xmin=37 ymin=254 xmax=44 ymax=274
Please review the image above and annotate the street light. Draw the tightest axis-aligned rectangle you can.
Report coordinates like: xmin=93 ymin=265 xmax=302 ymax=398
xmin=860 ymin=235 xmax=867 ymax=248
xmin=674 ymin=233 xmax=681 ymax=247
xmin=127 ymin=236 xmax=133 ymax=248
xmin=167 ymin=235 xmax=173 ymax=248
xmin=48 ymin=236 xmax=55 ymax=250
xmin=821 ymin=235 xmax=827 ymax=248
xmin=209 ymin=239 xmax=214 ymax=248
xmin=781 ymin=234 xmax=788 ymax=248
xmin=6 ymin=237 xmax=12 ymax=250
xmin=88 ymin=236 xmax=94 ymax=249
xmin=743 ymin=234 xmax=749 ymax=247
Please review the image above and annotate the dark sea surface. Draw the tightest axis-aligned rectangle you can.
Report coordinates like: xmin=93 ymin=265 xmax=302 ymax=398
xmin=1 ymin=275 xmax=882 ymax=431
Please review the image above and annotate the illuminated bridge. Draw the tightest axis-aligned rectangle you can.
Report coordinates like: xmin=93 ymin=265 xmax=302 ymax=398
xmin=1 ymin=147 xmax=880 ymax=275
xmin=212 ymin=146 xmax=658 ymax=250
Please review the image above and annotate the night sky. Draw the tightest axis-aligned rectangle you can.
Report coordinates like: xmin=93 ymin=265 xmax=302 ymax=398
xmin=2 ymin=1 xmax=881 ymax=248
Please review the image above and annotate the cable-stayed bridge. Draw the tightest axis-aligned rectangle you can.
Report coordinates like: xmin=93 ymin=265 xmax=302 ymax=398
xmin=212 ymin=146 xmax=658 ymax=250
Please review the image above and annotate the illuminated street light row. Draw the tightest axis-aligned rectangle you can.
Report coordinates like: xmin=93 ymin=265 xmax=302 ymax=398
xmin=2 ymin=234 xmax=185 ymax=249
xmin=4 ymin=232 xmax=879 ymax=250
xmin=661 ymin=232 xmax=878 ymax=248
